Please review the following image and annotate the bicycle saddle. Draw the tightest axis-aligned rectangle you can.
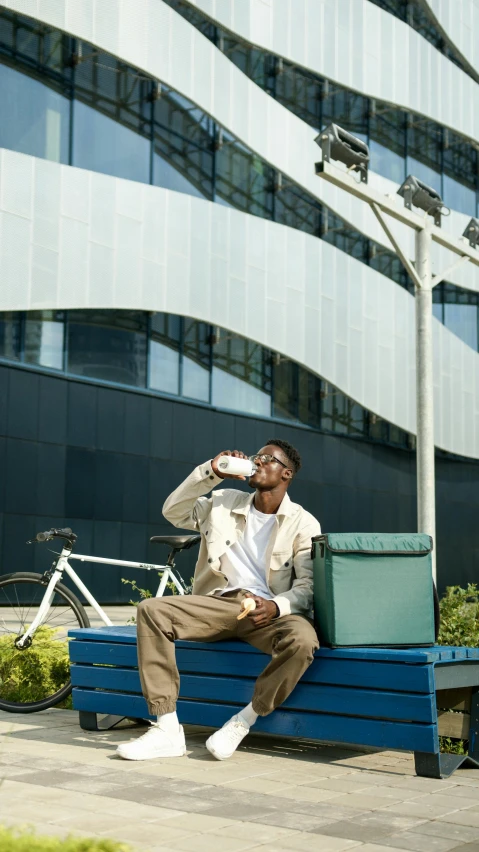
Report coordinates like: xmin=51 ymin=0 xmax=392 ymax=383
xmin=150 ymin=534 xmax=201 ymax=551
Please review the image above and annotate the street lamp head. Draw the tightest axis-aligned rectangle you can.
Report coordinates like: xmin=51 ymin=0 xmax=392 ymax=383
xmin=397 ymin=175 xmax=443 ymax=227
xmin=315 ymin=123 xmax=369 ymax=183
xmin=462 ymin=218 xmax=479 ymax=249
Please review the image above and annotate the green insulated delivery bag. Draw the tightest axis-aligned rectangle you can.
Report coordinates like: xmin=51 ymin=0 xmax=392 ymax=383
xmin=311 ymin=533 xmax=435 ymax=648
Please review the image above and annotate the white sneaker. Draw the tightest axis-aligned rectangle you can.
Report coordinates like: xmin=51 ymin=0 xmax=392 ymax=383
xmin=116 ymin=723 xmax=186 ymax=761
xmin=205 ymin=714 xmax=250 ymax=761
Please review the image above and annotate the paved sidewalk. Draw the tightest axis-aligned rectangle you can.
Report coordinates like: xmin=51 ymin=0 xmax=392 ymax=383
xmin=2 ymin=710 xmax=479 ymax=852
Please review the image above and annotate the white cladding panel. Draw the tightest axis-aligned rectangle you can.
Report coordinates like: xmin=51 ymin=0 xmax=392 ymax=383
xmin=186 ymin=0 xmax=479 ymax=140
xmin=424 ymin=0 xmax=479 ymax=75
xmin=4 ymin=0 xmax=479 ymax=297
xmin=1 ymin=149 xmax=479 ymax=459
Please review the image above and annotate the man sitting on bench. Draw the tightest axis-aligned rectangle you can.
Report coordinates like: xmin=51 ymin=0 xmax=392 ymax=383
xmin=117 ymin=439 xmax=321 ymax=762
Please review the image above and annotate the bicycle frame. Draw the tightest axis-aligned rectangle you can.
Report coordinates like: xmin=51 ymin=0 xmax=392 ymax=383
xmin=15 ymin=545 xmax=185 ymax=649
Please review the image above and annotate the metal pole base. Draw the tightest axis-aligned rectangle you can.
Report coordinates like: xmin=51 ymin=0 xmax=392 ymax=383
xmin=415 ymin=751 xmax=479 ymax=779
xmin=79 ymin=711 xmax=147 ymax=731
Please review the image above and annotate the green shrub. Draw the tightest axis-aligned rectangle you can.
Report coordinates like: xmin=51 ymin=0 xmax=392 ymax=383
xmin=437 ymin=584 xmax=479 ymax=648
xmin=0 ymin=827 xmax=130 ymax=852
xmin=0 ymin=626 xmax=71 ymax=705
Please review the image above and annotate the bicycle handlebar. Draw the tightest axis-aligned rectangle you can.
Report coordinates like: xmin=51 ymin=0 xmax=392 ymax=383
xmin=27 ymin=527 xmax=77 ymax=545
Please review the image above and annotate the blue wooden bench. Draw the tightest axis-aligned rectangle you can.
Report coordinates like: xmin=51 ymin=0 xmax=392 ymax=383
xmin=68 ymin=626 xmax=479 ymax=779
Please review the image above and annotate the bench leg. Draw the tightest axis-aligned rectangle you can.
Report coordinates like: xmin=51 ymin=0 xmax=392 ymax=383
xmin=79 ymin=711 xmax=146 ymax=732
xmin=79 ymin=711 xmax=99 ymax=731
xmin=416 ymin=688 xmax=479 ymax=778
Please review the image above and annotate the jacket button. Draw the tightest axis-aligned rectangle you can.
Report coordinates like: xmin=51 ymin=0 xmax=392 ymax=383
xmin=226 ymin=540 xmax=230 ymax=546
xmin=205 ymin=469 xmax=210 ymax=475
xmin=205 ymin=530 xmax=208 ymax=536
xmin=285 ymin=562 xmax=289 ymax=567
xmin=210 ymin=475 xmax=214 ymax=480
xmin=208 ymin=558 xmax=213 ymax=563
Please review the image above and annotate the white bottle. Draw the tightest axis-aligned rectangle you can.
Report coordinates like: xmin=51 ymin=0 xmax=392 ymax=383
xmin=217 ymin=456 xmax=257 ymax=477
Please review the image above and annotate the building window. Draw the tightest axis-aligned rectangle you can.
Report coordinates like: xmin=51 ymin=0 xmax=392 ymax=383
xmin=153 ymin=89 xmax=215 ymax=200
xmin=0 ymin=311 xmax=21 ymax=360
xmin=67 ymin=310 xmax=148 ymax=387
xmin=24 ymin=310 xmax=64 ymax=370
xmin=181 ymin=318 xmax=210 ymax=402
xmin=0 ymin=63 xmax=69 ymax=163
xmin=215 ymin=132 xmax=275 ymax=219
xmin=149 ymin=312 xmax=181 ymax=395
xmin=273 ymin=358 xmax=298 ymax=421
xmin=211 ymin=329 xmax=271 ymax=416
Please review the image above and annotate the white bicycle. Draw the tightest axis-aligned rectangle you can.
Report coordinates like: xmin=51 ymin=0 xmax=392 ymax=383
xmin=0 ymin=527 xmax=200 ymax=713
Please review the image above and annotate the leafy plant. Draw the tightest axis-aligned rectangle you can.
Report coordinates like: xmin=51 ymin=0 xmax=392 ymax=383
xmin=121 ymin=575 xmax=194 ymax=623
xmin=0 ymin=826 xmax=130 ymax=851
xmin=437 ymin=584 xmax=479 ymax=648
xmin=0 ymin=626 xmax=71 ymax=705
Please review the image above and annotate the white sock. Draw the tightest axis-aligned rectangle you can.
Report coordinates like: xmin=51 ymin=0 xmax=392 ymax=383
xmin=156 ymin=710 xmax=180 ymax=734
xmin=238 ymin=702 xmax=258 ymax=728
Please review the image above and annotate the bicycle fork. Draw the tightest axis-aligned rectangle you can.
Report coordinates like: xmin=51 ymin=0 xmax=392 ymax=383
xmin=15 ymin=563 xmax=65 ymax=649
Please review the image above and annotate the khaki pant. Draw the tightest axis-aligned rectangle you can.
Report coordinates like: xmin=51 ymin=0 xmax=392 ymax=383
xmin=136 ymin=590 xmax=319 ymax=717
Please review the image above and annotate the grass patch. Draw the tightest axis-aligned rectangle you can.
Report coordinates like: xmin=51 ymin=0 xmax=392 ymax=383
xmin=0 ymin=827 xmax=130 ymax=851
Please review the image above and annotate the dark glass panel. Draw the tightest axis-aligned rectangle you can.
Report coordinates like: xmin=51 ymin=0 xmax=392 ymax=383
xmin=442 ymin=284 xmax=479 ymax=352
xmin=321 ymin=84 xmax=368 ymax=141
xmin=275 ymin=182 xmax=322 ymax=236
xmin=149 ymin=313 xmax=181 ymax=395
xmin=0 ymin=63 xmax=69 ymax=162
xmin=153 ymin=89 xmax=214 ymax=199
xmin=273 ymin=358 xmax=298 ymax=421
xmin=369 ymin=101 xmax=406 ymax=183
xmin=74 ymin=48 xmax=151 ymax=138
xmin=24 ymin=310 xmax=64 ymax=370
xmin=73 ymin=99 xmax=150 ymax=183
xmin=182 ymin=319 xmax=210 ymax=402
xmin=388 ymin=424 xmax=409 ymax=447
xmin=212 ymin=329 xmax=271 ymax=416
xmin=222 ymin=35 xmax=274 ymax=93
xmin=298 ymin=367 xmax=322 ymax=429
xmin=443 ymin=130 xmax=478 ymax=215
xmin=274 ymin=61 xmax=321 ymax=129
xmin=407 ymin=116 xmax=442 ymax=195
xmin=368 ymin=0 xmax=408 ymax=19
xmin=67 ymin=310 xmax=147 ymax=387
xmin=368 ymin=413 xmax=389 ymax=442
xmin=321 ymin=382 xmax=366 ymax=436
xmin=369 ymin=245 xmax=409 ymax=290
xmin=321 ymin=208 xmax=369 ymax=263
xmin=216 ymin=130 xmax=275 ymax=218
xmin=0 ymin=311 xmax=21 ymax=360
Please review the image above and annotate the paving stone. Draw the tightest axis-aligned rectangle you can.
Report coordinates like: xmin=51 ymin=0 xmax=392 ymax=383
xmin=378 ymin=831 xmax=463 ymax=851
xmin=209 ymin=822 xmax=299 ymax=844
xmin=159 ymin=834 xmax=258 ymax=851
xmin=413 ymin=822 xmax=479 ymax=843
xmin=439 ymin=811 xmax=479 ymax=828
xmin=249 ymin=809 xmax=338 ymax=832
xmin=274 ymin=835 xmax=362 ymax=851
xmin=311 ymin=819 xmax=397 ymax=844
xmin=382 ymin=800 xmax=463 ymax=819
xmin=325 ymin=792 xmax=403 ymax=809
xmin=450 ymin=844 xmax=479 ymax=851
xmin=142 ymin=794 xmax=220 ymax=813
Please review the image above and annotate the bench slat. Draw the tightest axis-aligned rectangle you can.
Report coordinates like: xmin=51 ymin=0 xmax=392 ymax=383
xmin=71 ymin=688 xmax=438 ymax=753
xmin=70 ymin=664 xmax=436 ymax=722
xmin=69 ymin=641 xmax=433 ymax=693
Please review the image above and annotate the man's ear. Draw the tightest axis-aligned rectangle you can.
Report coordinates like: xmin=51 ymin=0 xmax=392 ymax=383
xmin=283 ymin=469 xmax=293 ymax=482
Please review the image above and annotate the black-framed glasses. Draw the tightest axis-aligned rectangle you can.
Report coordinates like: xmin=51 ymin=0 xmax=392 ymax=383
xmin=249 ymin=453 xmax=288 ymax=468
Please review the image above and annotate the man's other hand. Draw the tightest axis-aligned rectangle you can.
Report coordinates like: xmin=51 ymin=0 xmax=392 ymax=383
xmin=245 ymin=594 xmax=279 ymax=627
xmin=211 ymin=450 xmax=249 ymax=480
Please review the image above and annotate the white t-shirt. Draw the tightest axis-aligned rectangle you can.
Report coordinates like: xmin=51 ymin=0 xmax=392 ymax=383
xmin=220 ymin=503 xmax=276 ymax=599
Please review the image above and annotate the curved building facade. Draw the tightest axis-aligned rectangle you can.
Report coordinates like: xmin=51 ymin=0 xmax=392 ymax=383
xmin=0 ymin=0 xmax=478 ymax=599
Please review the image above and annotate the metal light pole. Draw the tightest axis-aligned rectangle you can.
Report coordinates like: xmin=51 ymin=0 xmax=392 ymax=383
xmin=316 ymin=149 xmax=479 ymax=581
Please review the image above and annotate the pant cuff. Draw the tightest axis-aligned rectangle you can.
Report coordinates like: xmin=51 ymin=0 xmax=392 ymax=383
xmin=146 ymin=700 xmax=177 ymax=716
xmin=251 ymin=697 xmax=272 ymax=717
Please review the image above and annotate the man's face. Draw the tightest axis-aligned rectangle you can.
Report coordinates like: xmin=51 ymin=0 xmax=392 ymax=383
xmin=248 ymin=444 xmax=292 ymax=490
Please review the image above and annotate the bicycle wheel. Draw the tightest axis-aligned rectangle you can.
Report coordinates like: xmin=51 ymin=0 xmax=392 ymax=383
xmin=0 ymin=572 xmax=90 ymax=713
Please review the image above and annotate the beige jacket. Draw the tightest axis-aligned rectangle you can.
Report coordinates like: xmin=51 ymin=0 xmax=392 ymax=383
xmin=162 ymin=460 xmax=321 ymax=618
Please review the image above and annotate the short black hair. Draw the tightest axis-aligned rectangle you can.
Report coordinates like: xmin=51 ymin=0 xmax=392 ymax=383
xmin=265 ymin=438 xmax=302 ymax=476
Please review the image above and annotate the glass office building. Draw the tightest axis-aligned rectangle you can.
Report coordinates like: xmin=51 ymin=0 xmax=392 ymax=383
xmin=1 ymin=0 xmax=478 ymax=598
